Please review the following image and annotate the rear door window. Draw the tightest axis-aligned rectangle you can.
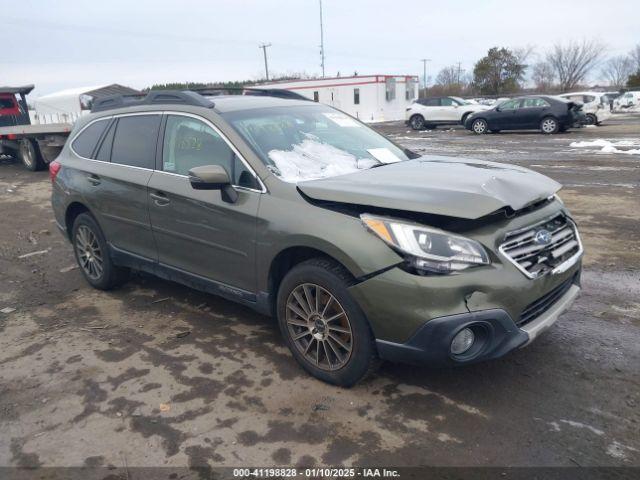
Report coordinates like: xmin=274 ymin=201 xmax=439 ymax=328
xmin=71 ymin=119 xmax=110 ymax=158
xmin=417 ymin=98 xmax=439 ymax=106
xmin=522 ymin=98 xmax=550 ymax=108
xmin=111 ymin=115 xmax=161 ymax=169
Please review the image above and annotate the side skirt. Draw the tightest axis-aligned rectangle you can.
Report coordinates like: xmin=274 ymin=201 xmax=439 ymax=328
xmin=109 ymin=244 xmax=271 ymax=316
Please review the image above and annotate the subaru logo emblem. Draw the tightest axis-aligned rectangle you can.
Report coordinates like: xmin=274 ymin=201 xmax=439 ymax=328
xmin=534 ymin=229 xmax=552 ymax=245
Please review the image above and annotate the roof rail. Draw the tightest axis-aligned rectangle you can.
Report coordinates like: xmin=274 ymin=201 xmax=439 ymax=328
xmin=91 ymin=90 xmax=215 ymax=113
xmin=90 ymin=87 xmax=311 ymax=113
xmin=192 ymin=87 xmax=311 ymax=101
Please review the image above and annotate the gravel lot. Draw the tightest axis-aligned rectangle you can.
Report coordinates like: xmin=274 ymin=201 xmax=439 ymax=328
xmin=1 ymin=114 xmax=639 ymax=472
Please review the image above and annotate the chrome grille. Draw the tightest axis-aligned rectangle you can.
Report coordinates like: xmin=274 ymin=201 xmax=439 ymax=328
xmin=499 ymin=214 xmax=582 ymax=279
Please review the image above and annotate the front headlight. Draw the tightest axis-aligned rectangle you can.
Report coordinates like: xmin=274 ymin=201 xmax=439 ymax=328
xmin=361 ymin=214 xmax=490 ymax=274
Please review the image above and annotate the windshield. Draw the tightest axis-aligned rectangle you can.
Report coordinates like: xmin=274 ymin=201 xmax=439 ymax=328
xmin=450 ymin=96 xmax=471 ymax=105
xmin=222 ymin=105 xmax=410 ymax=183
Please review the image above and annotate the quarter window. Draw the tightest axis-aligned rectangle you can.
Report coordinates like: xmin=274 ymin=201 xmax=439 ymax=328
xmin=162 ymin=115 xmax=259 ymax=189
xmin=111 ymin=115 xmax=161 ymax=169
xmin=71 ymin=119 xmax=109 ymax=158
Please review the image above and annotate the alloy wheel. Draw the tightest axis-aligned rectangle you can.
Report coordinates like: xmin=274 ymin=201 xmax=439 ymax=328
xmin=542 ymin=118 xmax=557 ymax=133
xmin=75 ymin=225 xmax=104 ymax=280
xmin=411 ymin=116 xmax=425 ymax=130
xmin=285 ymin=283 xmax=353 ymax=371
xmin=472 ymin=119 xmax=487 ymax=134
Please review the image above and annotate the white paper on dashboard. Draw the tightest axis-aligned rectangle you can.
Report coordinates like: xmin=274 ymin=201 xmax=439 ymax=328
xmin=367 ymin=147 xmax=402 ymax=164
xmin=323 ymin=112 xmax=361 ymax=127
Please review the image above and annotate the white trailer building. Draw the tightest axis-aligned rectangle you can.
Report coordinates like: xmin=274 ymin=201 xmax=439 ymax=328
xmin=256 ymin=75 xmax=419 ymax=123
xmin=31 ymin=84 xmax=140 ymax=124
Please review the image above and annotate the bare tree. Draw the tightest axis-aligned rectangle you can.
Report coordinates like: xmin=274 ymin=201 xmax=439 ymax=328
xmin=433 ymin=65 xmax=467 ymax=95
xmin=532 ymin=61 xmax=556 ymax=92
xmin=513 ymin=45 xmax=535 ymax=67
xmin=601 ymin=55 xmax=634 ymax=89
xmin=436 ymin=65 xmax=460 ymax=86
xmin=546 ymin=39 xmax=607 ymax=91
xmin=630 ymin=44 xmax=640 ymax=72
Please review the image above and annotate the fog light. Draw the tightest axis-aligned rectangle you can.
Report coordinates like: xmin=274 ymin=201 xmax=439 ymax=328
xmin=451 ymin=328 xmax=475 ymax=355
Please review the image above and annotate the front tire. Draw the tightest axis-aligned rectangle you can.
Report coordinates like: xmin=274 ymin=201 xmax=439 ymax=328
xmin=409 ymin=114 xmax=426 ymax=130
xmin=277 ymin=258 xmax=378 ymax=387
xmin=19 ymin=139 xmax=45 ymax=171
xmin=72 ymin=213 xmax=129 ymax=290
xmin=471 ymin=118 xmax=488 ymax=134
xmin=540 ymin=116 xmax=559 ymax=134
xmin=585 ymin=113 xmax=597 ymax=126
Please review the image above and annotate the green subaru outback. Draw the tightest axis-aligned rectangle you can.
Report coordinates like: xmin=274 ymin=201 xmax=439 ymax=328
xmin=50 ymin=90 xmax=583 ymax=386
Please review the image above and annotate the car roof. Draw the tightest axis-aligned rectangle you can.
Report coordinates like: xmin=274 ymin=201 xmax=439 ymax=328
xmin=210 ymin=95 xmax=314 ymax=112
xmin=559 ymin=91 xmax=603 ymax=96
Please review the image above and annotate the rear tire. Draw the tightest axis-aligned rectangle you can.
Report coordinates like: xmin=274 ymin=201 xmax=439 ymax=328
xmin=19 ymin=139 xmax=45 ymax=171
xmin=540 ymin=116 xmax=559 ymax=134
xmin=471 ymin=118 xmax=488 ymax=134
xmin=409 ymin=114 xmax=426 ymax=130
xmin=277 ymin=258 xmax=379 ymax=387
xmin=72 ymin=213 xmax=129 ymax=290
xmin=585 ymin=113 xmax=597 ymax=126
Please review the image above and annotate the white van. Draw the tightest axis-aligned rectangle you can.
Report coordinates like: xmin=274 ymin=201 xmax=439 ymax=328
xmin=558 ymin=92 xmax=611 ymax=125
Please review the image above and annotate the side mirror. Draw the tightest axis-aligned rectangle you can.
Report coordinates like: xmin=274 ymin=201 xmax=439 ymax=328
xmin=188 ymin=165 xmax=238 ymax=203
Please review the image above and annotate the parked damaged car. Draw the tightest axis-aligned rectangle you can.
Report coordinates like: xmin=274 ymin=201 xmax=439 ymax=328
xmin=464 ymin=96 xmax=586 ymax=134
xmin=50 ymin=90 xmax=583 ymax=386
xmin=558 ymin=91 xmax=612 ymax=125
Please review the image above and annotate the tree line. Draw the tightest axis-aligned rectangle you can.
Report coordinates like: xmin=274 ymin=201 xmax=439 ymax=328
xmin=426 ymin=41 xmax=640 ymax=97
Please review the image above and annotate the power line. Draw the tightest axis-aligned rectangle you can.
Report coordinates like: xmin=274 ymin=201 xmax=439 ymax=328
xmin=259 ymin=43 xmax=272 ymax=81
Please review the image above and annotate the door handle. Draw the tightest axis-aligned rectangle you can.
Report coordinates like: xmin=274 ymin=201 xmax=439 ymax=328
xmin=150 ymin=191 xmax=170 ymax=206
xmin=86 ymin=174 xmax=101 ymax=186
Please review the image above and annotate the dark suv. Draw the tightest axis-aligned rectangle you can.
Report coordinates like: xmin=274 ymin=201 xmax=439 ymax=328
xmin=51 ymin=90 xmax=583 ymax=386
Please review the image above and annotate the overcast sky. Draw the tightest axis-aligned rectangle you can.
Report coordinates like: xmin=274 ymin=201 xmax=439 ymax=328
xmin=2 ymin=0 xmax=638 ymax=97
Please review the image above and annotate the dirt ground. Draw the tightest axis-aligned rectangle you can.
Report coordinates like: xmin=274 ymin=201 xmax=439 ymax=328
xmin=1 ymin=114 xmax=639 ymax=473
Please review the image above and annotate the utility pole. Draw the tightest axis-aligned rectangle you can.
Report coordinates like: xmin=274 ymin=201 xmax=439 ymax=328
xmin=319 ymin=0 xmax=325 ymax=77
xmin=420 ymin=59 xmax=431 ymax=97
xmin=456 ymin=61 xmax=462 ymax=84
xmin=259 ymin=43 xmax=271 ymax=81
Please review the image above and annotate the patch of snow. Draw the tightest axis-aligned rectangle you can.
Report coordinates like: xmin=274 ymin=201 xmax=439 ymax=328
xmin=267 ymin=138 xmax=377 ymax=183
xmin=607 ymin=441 xmax=639 ymax=460
xmin=559 ymin=419 xmax=604 ymax=436
xmin=569 ymin=139 xmax=640 ymax=155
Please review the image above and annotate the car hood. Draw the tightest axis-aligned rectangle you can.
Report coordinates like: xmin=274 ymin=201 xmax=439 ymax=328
xmin=297 ymin=156 xmax=561 ymax=220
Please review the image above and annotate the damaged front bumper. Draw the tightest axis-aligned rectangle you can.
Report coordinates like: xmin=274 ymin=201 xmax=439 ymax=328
xmin=348 ymin=257 xmax=582 ymax=367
